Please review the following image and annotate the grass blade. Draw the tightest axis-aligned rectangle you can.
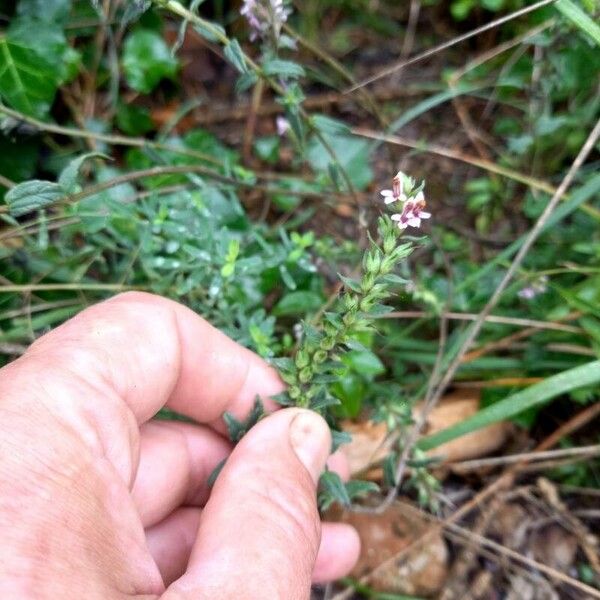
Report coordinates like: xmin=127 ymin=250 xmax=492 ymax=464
xmin=555 ymin=0 xmax=600 ymax=46
xmin=418 ymin=360 xmax=600 ymax=451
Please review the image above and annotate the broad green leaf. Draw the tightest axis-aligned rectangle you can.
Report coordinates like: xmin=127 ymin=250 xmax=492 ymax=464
xmin=307 ymin=132 xmax=373 ymax=190
xmin=555 ymin=0 xmax=600 ymax=46
xmin=58 ymin=152 xmax=110 ymax=193
xmin=17 ymin=0 xmax=71 ymax=24
xmin=0 ymin=35 xmax=59 ymax=117
xmin=116 ymin=102 xmax=155 ymax=135
xmin=5 ymin=180 xmax=64 ymax=217
xmin=332 ymin=373 xmax=366 ymax=418
xmin=274 ymin=290 xmax=323 ymax=316
xmin=123 ymin=29 xmax=179 ymax=93
xmin=262 ymin=58 xmax=305 ymax=78
xmin=343 ymin=349 xmax=386 ymax=377
xmin=419 ymin=360 xmax=600 ymax=451
xmin=311 ymin=114 xmax=351 ymax=135
xmin=7 ymin=18 xmax=80 ymax=86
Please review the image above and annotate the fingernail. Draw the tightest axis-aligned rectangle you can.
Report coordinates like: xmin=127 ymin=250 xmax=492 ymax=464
xmin=289 ymin=410 xmax=331 ymax=484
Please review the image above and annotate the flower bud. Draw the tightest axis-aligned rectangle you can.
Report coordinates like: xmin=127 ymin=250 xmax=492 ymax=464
xmin=288 ymin=386 xmax=301 ymax=399
xmin=299 ymin=366 xmax=313 ymax=383
xmin=320 ymin=336 xmax=336 ymax=351
xmin=344 ymin=294 xmax=359 ymax=311
xmin=313 ymin=349 xmax=327 ymax=364
xmin=361 ymin=273 xmax=375 ymax=293
xmin=295 ymin=349 xmax=309 ymax=369
xmin=383 ymin=233 xmax=396 ymax=255
xmin=365 ymin=250 xmax=382 ymax=274
xmin=343 ymin=311 xmax=356 ymax=326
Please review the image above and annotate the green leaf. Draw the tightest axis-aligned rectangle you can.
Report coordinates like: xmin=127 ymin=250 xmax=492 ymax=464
xmin=5 ymin=180 xmax=64 ymax=217
xmin=235 ymin=70 xmax=259 ymax=93
xmin=338 ymin=273 xmax=362 ymax=293
xmin=206 ymin=457 xmax=227 ymax=487
xmin=331 ymin=429 xmax=352 ymax=452
xmin=274 ymin=290 xmax=323 ymax=316
xmin=193 ymin=21 xmax=226 ymax=44
xmin=17 ymin=0 xmax=71 ymax=24
xmin=345 ymin=479 xmax=379 ymax=501
xmin=262 ymin=59 xmax=305 ymax=78
xmin=222 ymin=397 xmax=265 ymax=442
xmin=307 ymin=132 xmax=373 ymax=190
xmin=318 ymin=470 xmax=351 ymax=511
xmin=419 ymin=360 xmax=600 ymax=451
xmin=311 ymin=114 xmax=350 ymax=135
xmin=224 ymin=39 xmax=248 ymax=74
xmin=344 ymin=349 xmax=386 ymax=377
xmin=116 ymin=102 xmax=155 ymax=136
xmin=332 ymin=373 xmax=366 ymax=418
xmin=58 ymin=152 xmax=110 ymax=193
xmin=122 ymin=29 xmax=179 ymax=93
xmin=0 ymin=35 xmax=60 ymax=117
xmin=555 ymin=0 xmax=600 ymax=46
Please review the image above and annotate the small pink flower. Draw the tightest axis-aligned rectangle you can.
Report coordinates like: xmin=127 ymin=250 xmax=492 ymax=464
xmin=276 ymin=116 xmax=290 ymax=135
xmin=391 ymin=192 xmax=431 ymax=229
xmin=380 ymin=189 xmax=399 ymax=204
xmin=380 ymin=171 xmax=409 ymax=204
xmin=392 ymin=171 xmax=404 ymax=198
xmin=518 ymin=275 xmax=548 ymax=300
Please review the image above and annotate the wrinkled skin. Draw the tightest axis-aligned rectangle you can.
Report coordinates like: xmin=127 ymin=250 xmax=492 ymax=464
xmin=0 ymin=292 xmax=359 ymax=599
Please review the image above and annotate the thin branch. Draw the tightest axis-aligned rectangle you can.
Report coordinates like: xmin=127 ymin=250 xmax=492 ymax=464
xmin=345 ymin=0 xmax=557 ymax=92
xmin=0 ymin=283 xmax=132 ymax=293
xmin=0 ymin=104 xmax=222 ymax=165
xmin=428 ymin=116 xmax=600 ymax=411
xmin=450 ymin=444 xmax=600 ymax=472
xmin=380 ymin=310 xmax=583 ymax=333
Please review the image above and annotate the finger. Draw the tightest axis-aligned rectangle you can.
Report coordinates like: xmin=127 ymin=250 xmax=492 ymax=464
xmin=313 ymin=523 xmax=361 ymax=583
xmin=1 ymin=292 xmax=282 ymax=482
xmin=146 ymin=507 xmax=201 ymax=586
xmin=327 ymin=449 xmax=351 ymax=482
xmin=14 ymin=292 xmax=283 ymax=425
xmin=163 ymin=409 xmax=345 ymax=599
xmin=132 ymin=421 xmax=231 ymax=527
xmin=146 ymin=514 xmax=359 ymax=587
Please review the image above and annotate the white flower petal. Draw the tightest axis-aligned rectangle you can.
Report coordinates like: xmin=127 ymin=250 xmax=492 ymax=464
xmin=407 ymin=217 xmax=421 ymax=227
xmin=397 ymin=222 xmax=408 ymax=229
xmin=380 ymin=190 xmax=394 ymax=197
xmin=415 ymin=190 xmax=425 ymax=203
xmin=420 ymin=212 xmax=431 ymax=219
xmin=391 ymin=214 xmax=402 ymax=221
xmin=385 ymin=197 xmax=398 ymax=204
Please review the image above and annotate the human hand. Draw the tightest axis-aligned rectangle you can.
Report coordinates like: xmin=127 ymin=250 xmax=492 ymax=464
xmin=0 ymin=292 xmax=359 ymax=599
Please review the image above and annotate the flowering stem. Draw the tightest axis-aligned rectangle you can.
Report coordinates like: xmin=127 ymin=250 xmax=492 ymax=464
xmin=275 ymin=215 xmax=413 ymax=410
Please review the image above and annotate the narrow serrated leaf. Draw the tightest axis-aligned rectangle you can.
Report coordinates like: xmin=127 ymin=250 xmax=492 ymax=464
xmin=262 ymin=59 xmax=305 ymax=78
xmin=207 ymin=457 xmax=227 ymax=487
xmin=318 ymin=470 xmax=351 ymax=511
xmin=338 ymin=273 xmax=362 ymax=292
xmin=224 ymin=39 xmax=248 ymax=74
xmin=5 ymin=180 xmax=64 ymax=217
xmin=58 ymin=152 xmax=110 ymax=193
xmin=331 ymin=429 xmax=352 ymax=452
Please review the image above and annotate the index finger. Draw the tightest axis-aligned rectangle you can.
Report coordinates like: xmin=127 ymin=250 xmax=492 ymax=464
xmin=5 ymin=292 xmax=283 ymax=427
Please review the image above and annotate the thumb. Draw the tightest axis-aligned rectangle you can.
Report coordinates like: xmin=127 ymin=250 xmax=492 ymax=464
xmin=164 ymin=408 xmax=331 ymax=600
